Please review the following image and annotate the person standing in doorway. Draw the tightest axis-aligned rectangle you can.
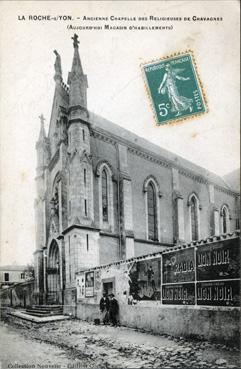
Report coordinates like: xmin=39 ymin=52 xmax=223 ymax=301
xmin=109 ymin=293 xmax=119 ymax=327
xmin=99 ymin=293 xmax=110 ymax=325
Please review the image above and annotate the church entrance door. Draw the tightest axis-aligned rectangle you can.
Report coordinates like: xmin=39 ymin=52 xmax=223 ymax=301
xmin=47 ymin=240 xmax=62 ymax=305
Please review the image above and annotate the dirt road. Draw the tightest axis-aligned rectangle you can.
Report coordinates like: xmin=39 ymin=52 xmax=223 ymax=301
xmin=0 ymin=318 xmax=239 ymax=368
xmin=0 ymin=322 xmax=85 ymax=369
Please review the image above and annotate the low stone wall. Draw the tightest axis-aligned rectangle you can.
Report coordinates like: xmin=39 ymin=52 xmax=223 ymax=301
xmin=63 ymin=287 xmax=77 ymax=316
xmin=76 ymin=302 xmax=99 ymax=322
xmin=0 ymin=306 xmax=12 ymax=320
xmin=75 ymin=302 xmax=240 ymax=346
xmin=0 ymin=280 xmax=35 ymax=308
xmin=119 ymin=304 xmax=240 ymax=346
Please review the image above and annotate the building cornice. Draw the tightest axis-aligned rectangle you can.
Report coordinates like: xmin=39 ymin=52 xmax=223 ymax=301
xmin=68 ymin=117 xmax=90 ymax=128
xmin=90 ymin=128 xmax=116 ymax=146
xmin=213 ymin=184 xmax=239 ymax=197
xmin=62 ymin=223 xmax=100 ymax=235
xmin=134 ymin=238 xmax=173 ymax=247
xmin=99 ymin=231 xmax=119 ymax=238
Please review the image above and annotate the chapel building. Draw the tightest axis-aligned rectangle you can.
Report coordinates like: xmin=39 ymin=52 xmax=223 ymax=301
xmin=34 ymin=35 xmax=240 ymax=305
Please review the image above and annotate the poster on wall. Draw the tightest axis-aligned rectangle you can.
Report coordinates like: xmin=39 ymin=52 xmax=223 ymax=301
xmin=94 ymin=270 xmax=102 ymax=292
xmin=85 ymin=271 xmax=94 ymax=297
xmin=162 ymin=248 xmax=195 ymax=284
xmin=76 ymin=273 xmax=85 ymax=300
xmin=129 ymin=259 xmax=161 ymax=300
xmin=196 ymin=280 xmax=240 ymax=307
xmin=196 ymin=238 xmax=240 ymax=281
xmin=162 ymin=283 xmax=195 ymax=305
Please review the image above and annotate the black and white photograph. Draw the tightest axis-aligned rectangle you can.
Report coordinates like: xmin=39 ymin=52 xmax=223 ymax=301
xmin=0 ymin=1 xmax=240 ymax=368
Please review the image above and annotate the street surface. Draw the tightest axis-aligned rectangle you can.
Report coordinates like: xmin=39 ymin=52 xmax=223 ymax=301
xmin=0 ymin=322 xmax=83 ymax=369
xmin=0 ymin=318 xmax=239 ymax=368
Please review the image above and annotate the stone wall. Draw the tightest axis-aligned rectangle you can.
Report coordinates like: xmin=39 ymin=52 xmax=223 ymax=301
xmin=128 ymin=151 xmax=174 ymax=244
xmin=63 ymin=287 xmax=76 ymax=316
xmin=64 ymin=227 xmax=100 ymax=289
xmin=74 ymin=302 xmax=239 ymax=346
xmin=134 ymin=241 xmax=168 ymax=257
xmin=0 ymin=280 xmax=35 ymax=308
xmin=91 ymin=135 xmax=119 ymax=233
xmin=119 ymin=304 xmax=240 ymax=346
xmin=214 ymin=188 xmax=237 ymax=232
xmin=90 ymin=132 xmax=239 ymax=256
xmin=99 ymin=235 xmax=120 ymax=265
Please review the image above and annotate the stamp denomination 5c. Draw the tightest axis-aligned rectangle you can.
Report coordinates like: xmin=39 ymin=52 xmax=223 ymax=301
xmin=142 ymin=51 xmax=207 ymax=125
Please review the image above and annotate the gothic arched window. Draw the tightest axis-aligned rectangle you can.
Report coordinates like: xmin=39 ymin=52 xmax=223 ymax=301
xmin=221 ymin=205 xmax=230 ymax=234
xmin=147 ymin=182 xmax=158 ymax=241
xmin=144 ymin=176 xmax=161 ymax=242
xmin=97 ymin=161 xmax=114 ymax=230
xmin=222 ymin=207 xmax=227 ymax=233
xmin=102 ymin=169 xmax=108 ymax=222
xmin=190 ymin=195 xmax=198 ymax=241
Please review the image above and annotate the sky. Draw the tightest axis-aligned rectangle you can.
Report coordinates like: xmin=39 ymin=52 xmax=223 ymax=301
xmin=0 ymin=1 xmax=240 ymax=265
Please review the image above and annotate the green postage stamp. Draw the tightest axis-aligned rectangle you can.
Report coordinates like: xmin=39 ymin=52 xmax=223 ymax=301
xmin=142 ymin=51 xmax=207 ymax=125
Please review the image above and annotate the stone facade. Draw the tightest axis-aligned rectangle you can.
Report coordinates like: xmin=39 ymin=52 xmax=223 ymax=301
xmin=34 ymin=35 xmax=240 ymax=305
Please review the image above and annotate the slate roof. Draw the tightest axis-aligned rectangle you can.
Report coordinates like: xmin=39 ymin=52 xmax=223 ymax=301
xmin=223 ymin=169 xmax=240 ymax=192
xmin=88 ymin=112 xmax=236 ymax=192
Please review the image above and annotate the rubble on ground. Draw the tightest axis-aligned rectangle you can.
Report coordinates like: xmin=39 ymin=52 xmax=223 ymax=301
xmin=3 ymin=317 xmax=240 ymax=368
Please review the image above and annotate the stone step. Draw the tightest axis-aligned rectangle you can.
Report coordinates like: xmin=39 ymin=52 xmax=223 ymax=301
xmin=24 ymin=311 xmax=56 ymax=318
xmin=25 ymin=309 xmax=63 ymax=317
xmin=10 ymin=310 xmax=70 ymax=324
xmin=32 ymin=305 xmax=62 ymax=310
xmin=27 ymin=305 xmax=63 ymax=317
xmin=25 ymin=311 xmax=63 ymax=317
xmin=26 ymin=308 xmax=62 ymax=315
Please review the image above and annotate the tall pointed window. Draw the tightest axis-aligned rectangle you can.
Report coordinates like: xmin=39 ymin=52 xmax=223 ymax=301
xmin=147 ymin=182 xmax=158 ymax=241
xmin=102 ymin=169 xmax=108 ymax=222
xmin=190 ymin=195 xmax=198 ymax=241
xmin=97 ymin=161 xmax=114 ymax=230
xmin=222 ymin=207 xmax=227 ymax=233
xmin=221 ymin=205 xmax=230 ymax=234
xmin=144 ymin=176 xmax=161 ymax=242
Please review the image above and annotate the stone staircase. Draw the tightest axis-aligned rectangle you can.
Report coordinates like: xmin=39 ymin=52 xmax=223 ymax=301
xmin=25 ymin=305 xmax=63 ymax=318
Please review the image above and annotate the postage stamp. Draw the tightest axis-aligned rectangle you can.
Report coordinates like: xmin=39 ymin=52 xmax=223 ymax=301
xmin=142 ymin=51 xmax=207 ymax=125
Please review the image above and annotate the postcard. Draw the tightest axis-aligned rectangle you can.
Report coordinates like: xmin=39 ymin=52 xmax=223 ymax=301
xmin=0 ymin=1 xmax=240 ymax=368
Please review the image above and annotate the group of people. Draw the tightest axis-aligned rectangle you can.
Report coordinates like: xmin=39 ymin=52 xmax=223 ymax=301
xmin=99 ymin=293 xmax=119 ymax=326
